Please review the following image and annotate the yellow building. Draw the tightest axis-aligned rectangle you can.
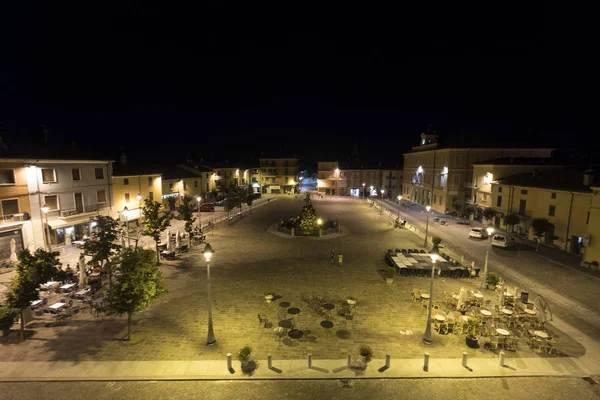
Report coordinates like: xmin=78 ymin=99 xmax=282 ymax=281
xmin=112 ymin=164 xmax=163 ymax=220
xmin=584 ymin=185 xmax=600 ymax=264
xmin=259 ymin=157 xmax=298 ymax=194
xmin=492 ymin=169 xmax=594 ymax=254
xmin=1 ymin=161 xmax=34 ymax=259
xmin=402 ymin=130 xmax=554 ymax=214
xmin=317 ymin=161 xmax=402 ymax=197
xmin=161 ymin=166 xmax=204 ymax=211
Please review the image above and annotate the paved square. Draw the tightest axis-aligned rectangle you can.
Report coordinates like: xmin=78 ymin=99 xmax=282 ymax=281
xmin=0 ymin=196 xmax=583 ymax=363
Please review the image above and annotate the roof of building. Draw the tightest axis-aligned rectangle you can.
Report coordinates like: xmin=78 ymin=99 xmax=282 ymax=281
xmin=112 ymin=163 xmax=163 ymax=177
xmin=472 ymin=157 xmax=557 ymax=166
xmin=0 ymin=140 xmax=113 ymax=162
xmin=493 ymin=168 xmax=598 ymax=193
xmin=160 ymin=165 xmax=203 ymax=180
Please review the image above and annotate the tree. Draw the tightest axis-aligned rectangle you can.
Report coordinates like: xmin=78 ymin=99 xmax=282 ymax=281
xmin=6 ymin=249 xmax=58 ymax=340
xmin=223 ymin=184 xmax=243 ymax=218
xmin=142 ymin=199 xmax=172 ymax=264
xmin=299 ymin=193 xmax=317 ymax=231
xmin=82 ymin=215 xmax=121 ymax=287
xmin=176 ymin=194 xmax=196 ymax=246
xmin=432 ymin=236 xmax=442 ymax=246
xmin=464 ymin=204 xmax=475 ymax=217
xmin=504 ymin=214 xmax=521 ymax=233
xmin=530 ymin=218 xmax=551 ymax=252
xmin=166 ymin=196 xmax=177 ymax=212
xmin=483 ymin=208 xmax=497 ymax=222
xmin=103 ymin=248 xmax=166 ymax=341
xmin=245 ymin=185 xmax=254 ymax=214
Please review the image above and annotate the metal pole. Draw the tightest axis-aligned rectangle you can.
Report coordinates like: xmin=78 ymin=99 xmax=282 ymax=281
xmin=206 ymin=259 xmax=216 ymax=345
xmin=126 ymin=215 xmax=130 ymax=247
xmin=422 ymin=260 xmax=436 ymax=344
xmin=44 ymin=213 xmax=52 ymax=251
xmin=380 ymin=192 xmax=383 ymax=214
xmin=424 ymin=214 xmax=430 ymax=246
xmin=481 ymin=236 xmax=491 ymax=290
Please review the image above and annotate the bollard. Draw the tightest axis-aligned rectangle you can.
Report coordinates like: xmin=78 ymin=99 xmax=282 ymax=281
xmin=423 ymin=352 xmax=430 ymax=372
xmin=471 ymin=261 xmax=475 ymax=268
xmin=308 ymin=353 xmax=312 ymax=368
xmin=347 ymin=354 xmax=352 ymax=368
xmin=385 ymin=354 xmax=391 ymax=368
xmin=500 ymin=351 xmax=505 ymax=367
xmin=461 ymin=255 xmax=465 ymax=263
xmin=226 ymin=353 xmax=232 ymax=370
xmin=268 ymin=354 xmax=272 ymax=369
xmin=462 ymin=352 xmax=468 ymax=367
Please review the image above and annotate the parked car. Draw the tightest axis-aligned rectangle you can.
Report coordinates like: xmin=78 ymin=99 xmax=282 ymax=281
xmin=491 ymin=234 xmax=515 ymax=248
xmin=199 ymin=202 xmax=215 ymax=212
xmin=469 ymin=228 xmax=489 ymax=239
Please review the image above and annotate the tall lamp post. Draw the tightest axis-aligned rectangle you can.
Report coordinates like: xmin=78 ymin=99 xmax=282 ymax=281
xmin=423 ymin=205 xmax=431 ymax=246
xmin=335 ymin=168 xmax=340 ymax=196
xmin=123 ymin=206 xmax=130 ymax=247
xmin=41 ymin=203 xmax=51 ymax=251
xmin=202 ymin=243 xmax=217 ymax=346
xmin=380 ymin=189 xmax=385 ymax=214
xmin=397 ymin=195 xmax=402 ymax=220
xmin=480 ymin=227 xmax=495 ymax=290
xmin=362 ymin=183 xmax=365 ymax=199
xmin=422 ymin=245 xmax=440 ymax=345
xmin=196 ymin=196 xmax=202 ymax=229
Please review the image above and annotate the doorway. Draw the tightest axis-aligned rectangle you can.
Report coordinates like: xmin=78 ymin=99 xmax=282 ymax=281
xmin=74 ymin=193 xmax=84 ymax=213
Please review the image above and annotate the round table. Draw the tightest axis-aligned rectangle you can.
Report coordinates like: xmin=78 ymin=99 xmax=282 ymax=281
xmin=473 ymin=293 xmax=484 ymax=299
xmin=279 ymin=301 xmax=291 ymax=308
xmin=524 ymin=309 xmax=536 ymax=315
xmin=420 ymin=293 xmax=430 ymax=299
xmin=288 ymin=329 xmax=304 ymax=339
xmin=496 ymin=328 xmax=511 ymax=336
xmin=500 ymin=308 xmax=514 ymax=315
xmin=320 ymin=320 xmax=334 ymax=329
xmin=480 ymin=310 xmax=492 ymax=316
xmin=451 ymin=294 xmax=459 ymax=299
xmin=534 ymin=330 xmax=549 ymax=339
xmin=323 ymin=303 xmax=335 ymax=311
xmin=461 ymin=315 xmax=471 ymax=321
xmin=434 ymin=315 xmax=446 ymax=322
xmin=288 ymin=307 xmax=301 ymax=315
xmin=278 ymin=320 xmax=293 ymax=329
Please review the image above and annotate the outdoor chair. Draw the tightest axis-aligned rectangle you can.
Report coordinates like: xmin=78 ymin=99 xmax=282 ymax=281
xmin=402 ymin=249 xmax=408 ymax=254
xmin=412 ymin=288 xmax=421 ymax=301
xmin=544 ymin=339 xmax=560 ymax=355
xmin=258 ymin=314 xmax=267 ymax=328
xmin=489 ymin=336 xmax=499 ymax=351
xmin=420 ymin=250 xmax=426 ymax=254
xmin=407 ymin=249 xmax=414 ymax=253
xmin=461 ymin=269 xmax=470 ymax=279
xmin=395 ymin=248 xmax=401 ymax=254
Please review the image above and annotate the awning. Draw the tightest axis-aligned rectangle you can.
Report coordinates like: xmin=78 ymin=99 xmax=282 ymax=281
xmin=47 ymin=216 xmax=93 ymax=229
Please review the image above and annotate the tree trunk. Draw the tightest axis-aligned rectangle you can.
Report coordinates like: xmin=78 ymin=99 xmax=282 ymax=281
xmin=155 ymin=243 xmax=161 ymax=265
xmin=536 ymin=238 xmax=540 ymax=252
xmin=19 ymin=308 xmax=24 ymax=341
xmin=127 ymin=312 xmax=132 ymax=341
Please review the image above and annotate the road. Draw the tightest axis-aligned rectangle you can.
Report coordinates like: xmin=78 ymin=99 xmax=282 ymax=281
xmin=1 ymin=377 xmax=599 ymax=400
xmin=378 ymin=198 xmax=600 ymax=339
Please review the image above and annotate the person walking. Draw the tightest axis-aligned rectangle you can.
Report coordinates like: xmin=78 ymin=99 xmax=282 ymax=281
xmin=337 ymin=252 xmax=343 ymax=267
xmin=329 ymin=250 xmax=335 ymax=265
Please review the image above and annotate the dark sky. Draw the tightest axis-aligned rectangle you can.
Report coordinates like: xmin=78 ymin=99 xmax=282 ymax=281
xmin=0 ymin=3 xmax=589 ymax=165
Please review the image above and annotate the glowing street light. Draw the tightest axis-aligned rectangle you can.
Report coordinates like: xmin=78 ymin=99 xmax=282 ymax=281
xmin=380 ymin=189 xmax=385 ymax=214
xmin=317 ymin=218 xmax=323 ymax=226
xmin=362 ymin=183 xmax=366 ymax=199
xmin=422 ymin=245 xmax=440 ymax=345
xmin=334 ymin=168 xmax=340 ymax=196
xmin=202 ymin=243 xmax=216 ymax=346
xmin=196 ymin=196 xmax=202 ymax=230
xmin=424 ymin=205 xmax=431 ymax=246
xmin=480 ymin=227 xmax=496 ymax=290
xmin=41 ymin=203 xmax=51 ymax=251
xmin=397 ymin=195 xmax=402 ymax=220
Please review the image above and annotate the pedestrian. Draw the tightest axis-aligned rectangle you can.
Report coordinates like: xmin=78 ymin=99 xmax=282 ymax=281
xmin=338 ymin=252 xmax=343 ymax=267
xmin=329 ymin=250 xmax=335 ymax=264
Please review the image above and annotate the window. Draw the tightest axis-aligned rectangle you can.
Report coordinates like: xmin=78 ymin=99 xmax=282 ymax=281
xmin=433 ymin=194 xmax=437 ymax=203
xmin=521 ymin=189 xmax=528 ymax=195
xmin=44 ymin=195 xmax=59 ymax=210
xmin=498 ymin=186 xmax=503 ymax=193
xmin=71 ymin=168 xmax=81 ymax=181
xmin=496 ymin=196 xmax=502 ymax=207
xmin=456 ymin=155 xmax=463 ymax=165
xmin=548 ymin=205 xmax=556 ymax=216
xmin=97 ymin=190 xmax=107 ymax=203
xmin=551 ymin=192 xmax=557 ymax=199
xmin=125 ymin=193 xmax=130 ymax=203
xmin=148 ymin=177 xmax=153 ymax=186
xmin=439 ymin=196 xmax=443 ymax=205
xmin=194 ymin=180 xmax=198 ymax=187
xmin=42 ymin=168 xmax=57 ymax=183
xmin=0 ymin=169 xmax=16 ymax=185
xmin=183 ymin=182 xmax=187 ymax=190
xmin=519 ymin=199 xmax=526 ymax=215
xmin=148 ymin=192 xmax=154 ymax=201
xmin=123 ymin=178 xmax=129 ymax=185
xmin=169 ymin=183 xmax=174 ymax=191
xmin=95 ymin=168 xmax=104 ymax=179
xmin=1 ymin=199 xmax=19 ymax=216
xmin=452 ymin=175 xmax=459 ymax=187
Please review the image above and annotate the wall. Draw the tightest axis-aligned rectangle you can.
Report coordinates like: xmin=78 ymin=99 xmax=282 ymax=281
xmin=112 ymin=175 xmax=163 ymax=214
xmin=584 ymin=188 xmax=600 ymax=263
xmin=0 ymin=163 xmax=31 ymax=218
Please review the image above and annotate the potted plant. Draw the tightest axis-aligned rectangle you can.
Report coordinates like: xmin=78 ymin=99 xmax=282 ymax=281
xmin=346 ymin=296 xmax=356 ymax=305
xmin=264 ymin=292 xmax=275 ymax=303
xmin=485 ymin=273 xmax=500 ymax=290
xmin=385 ymin=268 xmax=395 ymax=284
xmin=465 ymin=318 xmax=482 ymax=348
xmin=0 ymin=305 xmax=16 ymax=337
xmin=239 ymin=345 xmax=252 ymax=367
xmin=359 ymin=345 xmax=373 ymax=363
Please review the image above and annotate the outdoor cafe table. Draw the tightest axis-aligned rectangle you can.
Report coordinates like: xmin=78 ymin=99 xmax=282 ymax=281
xmin=472 ymin=292 xmax=484 ymax=299
xmin=434 ymin=315 xmax=446 ymax=322
xmin=30 ymin=300 xmax=42 ymax=307
xmin=500 ymin=308 xmax=514 ymax=315
xmin=49 ymin=302 xmax=66 ymax=310
xmin=496 ymin=328 xmax=511 ymax=336
xmin=480 ymin=310 xmax=492 ymax=316
xmin=60 ymin=283 xmax=76 ymax=291
xmin=43 ymin=281 xmax=59 ymax=288
xmin=420 ymin=293 xmax=430 ymax=299
xmin=75 ymin=288 xmax=90 ymax=297
xmin=534 ymin=330 xmax=549 ymax=339
xmin=523 ymin=309 xmax=536 ymax=315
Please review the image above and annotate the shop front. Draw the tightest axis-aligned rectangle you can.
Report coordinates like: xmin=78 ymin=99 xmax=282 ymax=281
xmin=47 ymin=216 xmax=94 ymax=247
xmin=0 ymin=226 xmax=23 ymax=263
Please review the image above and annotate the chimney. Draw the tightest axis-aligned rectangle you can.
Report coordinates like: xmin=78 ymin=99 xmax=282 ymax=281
xmin=119 ymin=152 xmax=127 ymax=164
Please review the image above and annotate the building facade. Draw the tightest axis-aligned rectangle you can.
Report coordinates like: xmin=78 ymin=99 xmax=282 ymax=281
xmin=259 ymin=157 xmax=298 ymax=194
xmin=583 ymin=185 xmax=600 ymax=264
xmin=160 ymin=166 xmax=204 ymax=211
xmin=112 ymin=164 xmax=163 ymax=222
xmin=317 ymin=161 xmax=401 ymax=198
xmin=402 ymin=132 xmax=554 ymax=214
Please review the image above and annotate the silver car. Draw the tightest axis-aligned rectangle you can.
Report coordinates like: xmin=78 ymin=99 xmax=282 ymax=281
xmin=469 ymin=228 xmax=488 ymax=239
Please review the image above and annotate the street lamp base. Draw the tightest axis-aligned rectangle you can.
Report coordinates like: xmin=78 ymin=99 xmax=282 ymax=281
xmin=422 ymin=337 xmax=434 ymax=345
xmin=207 ymin=339 xmax=217 ymax=346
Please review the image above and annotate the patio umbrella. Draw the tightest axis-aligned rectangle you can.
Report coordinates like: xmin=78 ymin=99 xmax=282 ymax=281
xmin=120 ymin=233 xmax=126 ymax=249
xmin=78 ymin=254 xmax=87 ymax=287
xmin=166 ymin=230 xmax=171 ymax=250
xmin=513 ymin=286 xmax=519 ymax=301
xmin=456 ymin=287 xmax=468 ymax=310
xmin=176 ymin=230 xmax=181 ymax=249
xmin=534 ymin=295 xmax=552 ymax=324
xmin=499 ymin=281 xmax=506 ymax=307
xmin=9 ymin=238 xmax=18 ymax=262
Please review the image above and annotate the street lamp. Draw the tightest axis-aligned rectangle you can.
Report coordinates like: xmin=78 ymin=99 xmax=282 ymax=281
xmin=196 ymin=196 xmax=202 ymax=229
xmin=362 ymin=183 xmax=365 ymax=199
xmin=397 ymin=195 xmax=402 ymax=220
xmin=422 ymin=245 xmax=440 ymax=345
xmin=202 ymin=243 xmax=216 ymax=346
xmin=123 ymin=206 xmax=130 ymax=247
xmin=480 ymin=227 xmax=495 ymax=290
xmin=334 ymin=168 xmax=340 ymax=196
xmin=380 ymin=189 xmax=385 ymax=214
xmin=41 ymin=203 xmax=51 ymax=251
xmin=424 ymin=205 xmax=431 ymax=246
xmin=317 ymin=218 xmax=323 ymax=226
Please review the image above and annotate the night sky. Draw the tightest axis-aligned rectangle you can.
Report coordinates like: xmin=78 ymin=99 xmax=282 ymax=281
xmin=0 ymin=3 xmax=588 ymax=166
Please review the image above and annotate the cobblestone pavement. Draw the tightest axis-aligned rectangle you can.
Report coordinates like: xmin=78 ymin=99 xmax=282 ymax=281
xmin=0 ymin=196 xmax=584 ymax=362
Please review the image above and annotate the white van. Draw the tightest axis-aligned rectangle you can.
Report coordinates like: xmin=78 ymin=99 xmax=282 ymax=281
xmin=491 ymin=234 xmax=515 ymax=248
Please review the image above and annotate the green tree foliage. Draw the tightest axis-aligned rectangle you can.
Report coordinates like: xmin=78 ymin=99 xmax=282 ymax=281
xmin=483 ymin=207 xmax=497 ymax=221
xmin=504 ymin=213 xmax=521 ymax=233
xmin=299 ymin=193 xmax=317 ymax=231
xmin=0 ymin=305 xmax=17 ymax=334
xmin=530 ymin=218 xmax=552 ymax=252
xmin=166 ymin=196 xmax=177 ymax=212
xmin=82 ymin=215 xmax=121 ymax=286
xmin=142 ymin=199 xmax=172 ymax=264
xmin=6 ymin=249 xmax=59 ymax=340
xmin=176 ymin=194 xmax=196 ymax=245
xmin=103 ymin=248 xmax=166 ymax=341
xmin=245 ymin=185 xmax=254 ymax=214
xmin=432 ymin=236 xmax=442 ymax=246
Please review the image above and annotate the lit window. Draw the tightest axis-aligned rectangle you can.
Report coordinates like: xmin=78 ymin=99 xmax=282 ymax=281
xmin=44 ymin=195 xmax=59 ymax=210
xmin=42 ymin=168 xmax=57 ymax=183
